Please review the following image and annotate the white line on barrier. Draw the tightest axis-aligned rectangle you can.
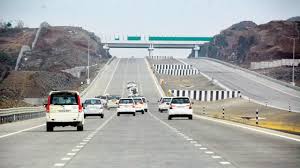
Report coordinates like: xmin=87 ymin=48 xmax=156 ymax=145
xmin=0 ymin=124 xmax=45 ymax=139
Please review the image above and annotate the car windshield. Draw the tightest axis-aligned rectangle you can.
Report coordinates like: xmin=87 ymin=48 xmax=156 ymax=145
xmin=108 ymin=95 xmax=120 ymax=100
xmin=162 ymin=98 xmax=172 ymax=103
xmin=119 ymin=99 xmax=133 ymax=104
xmin=171 ymin=98 xmax=190 ymax=104
xmin=50 ymin=93 xmax=78 ymax=105
xmin=85 ymin=99 xmax=101 ymax=105
xmin=134 ymin=99 xmax=143 ymax=104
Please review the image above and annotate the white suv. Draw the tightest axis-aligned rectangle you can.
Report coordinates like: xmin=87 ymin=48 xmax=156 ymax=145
xmin=83 ymin=98 xmax=104 ymax=118
xmin=158 ymin=97 xmax=172 ymax=112
xmin=168 ymin=97 xmax=193 ymax=120
xmin=45 ymin=90 xmax=84 ymax=131
xmin=117 ymin=98 xmax=136 ymax=116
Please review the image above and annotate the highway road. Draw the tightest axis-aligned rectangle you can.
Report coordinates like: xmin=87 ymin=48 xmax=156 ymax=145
xmin=0 ymin=58 xmax=300 ymax=168
xmin=182 ymin=58 xmax=300 ymax=112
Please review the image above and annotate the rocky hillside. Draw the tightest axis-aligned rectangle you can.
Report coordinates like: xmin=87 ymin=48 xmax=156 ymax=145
xmin=190 ymin=19 xmax=300 ymax=65
xmin=189 ymin=17 xmax=300 ymax=86
xmin=0 ymin=23 xmax=111 ymax=108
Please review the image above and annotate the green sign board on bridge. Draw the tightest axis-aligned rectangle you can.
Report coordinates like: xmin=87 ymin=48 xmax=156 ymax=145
xmin=127 ymin=36 xmax=141 ymax=41
xmin=148 ymin=36 xmax=213 ymax=41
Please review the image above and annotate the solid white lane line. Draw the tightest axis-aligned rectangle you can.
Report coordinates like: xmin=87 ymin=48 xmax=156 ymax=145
xmin=54 ymin=163 xmax=65 ymax=167
xmin=103 ymin=59 xmax=121 ymax=94
xmin=0 ymin=124 xmax=45 ymax=139
xmin=194 ymin=114 xmax=300 ymax=143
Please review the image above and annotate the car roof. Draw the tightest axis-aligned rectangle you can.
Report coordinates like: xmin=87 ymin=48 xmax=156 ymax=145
xmin=84 ymin=98 xmax=102 ymax=101
xmin=120 ymin=97 xmax=133 ymax=99
xmin=171 ymin=97 xmax=190 ymax=99
xmin=49 ymin=90 xmax=80 ymax=95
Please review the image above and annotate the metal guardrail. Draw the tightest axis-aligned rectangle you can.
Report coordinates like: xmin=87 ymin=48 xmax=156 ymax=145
xmin=0 ymin=107 xmax=45 ymax=124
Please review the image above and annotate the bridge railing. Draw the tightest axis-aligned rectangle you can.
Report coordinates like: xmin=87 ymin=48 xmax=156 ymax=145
xmin=0 ymin=106 xmax=45 ymax=124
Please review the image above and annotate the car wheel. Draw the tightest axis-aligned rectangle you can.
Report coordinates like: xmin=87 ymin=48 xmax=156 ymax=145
xmin=77 ymin=123 xmax=84 ymax=131
xmin=145 ymin=109 xmax=148 ymax=112
xmin=189 ymin=115 xmax=193 ymax=120
xmin=168 ymin=116 xmax=172 ymax=120
xmin=159 ymin=109 xmax=162 ymax=113
xmin=101 ymin=114 xmax=104 ymax=118
xmin=46 ymin=122 xmax=53 ymax=132
xmin=133 ymin=113 xmax=136 ymax=116
xmin=117 ymin=113 xmax=120 ymax=116
xmin=142 ymin=111 xmax=144 ymax=114
xmin=84 ymin=115 xmax=86 ymax=118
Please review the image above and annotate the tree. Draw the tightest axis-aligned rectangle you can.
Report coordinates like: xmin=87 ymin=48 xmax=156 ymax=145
xmin=16 ymin=20 xmax=24 ymax=29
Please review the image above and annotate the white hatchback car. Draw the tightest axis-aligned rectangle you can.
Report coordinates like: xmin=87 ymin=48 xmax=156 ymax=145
xmin=158 ymin=97 xmax=172 ymax=112
xmin=45 ymin=90 xmax=84 ymax=132
xmin=168 ymin=97 xmax=193 ymax=120
xmin=117 ymin=98 xmax=136 ymax=116
xmin=83 ymin=98 xmax=104 ymax=118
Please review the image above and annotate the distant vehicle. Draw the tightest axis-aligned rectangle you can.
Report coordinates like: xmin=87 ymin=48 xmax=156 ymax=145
xmin=158 ymin=97 xmax=172 ymax=112
xmin=117 ymin=98 xmax=136 ymax=116
xmin=127 ymin=81 xmax=137 ymax=89
xmin=133 ymin=97 xmax=145 ymax=114
xmin=45 ymin=90 xmax=84 ymax=132
xmin=168 ymin=97 xmax=193 ymax=120
xmin=95 ymin=95 xmax=107 ymax=105
xmin=83 ymin=98 xmax=104 ymax=118
xmin=134 ymin=96 xmax=148 ymax=112
xmin=106 ymin=95 xmax=120 ymax=109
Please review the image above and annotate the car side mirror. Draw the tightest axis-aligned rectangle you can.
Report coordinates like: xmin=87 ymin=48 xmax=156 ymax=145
xmin=166 ymin=102 xmax=170 ymax=105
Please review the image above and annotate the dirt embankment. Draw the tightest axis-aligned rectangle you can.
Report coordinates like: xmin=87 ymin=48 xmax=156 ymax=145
xmin=0 ymin=24 xmax=111 ymax=108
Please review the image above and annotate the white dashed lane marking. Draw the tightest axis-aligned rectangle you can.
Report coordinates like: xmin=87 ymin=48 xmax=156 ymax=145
xmin=61 ymin=158 xmax=71 ymax=161
xmin=220 ymin=161 xmax=231 ymax=165
xmin=148 ymin=111 xmax=235 ymax=167
xmin=67 ymin=153 xmax=76 ymax=156
xmin=54 ymin=163 xmax=65 ymax=167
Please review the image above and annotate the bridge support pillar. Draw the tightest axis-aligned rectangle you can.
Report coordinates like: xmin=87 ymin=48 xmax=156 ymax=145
xmin=148 ymin=44 xmax=154 ymax=57
xmin=194 ymin=45 xmax=200 ymax=58
xmin=103 ymin=44 xmax=110 ymax=57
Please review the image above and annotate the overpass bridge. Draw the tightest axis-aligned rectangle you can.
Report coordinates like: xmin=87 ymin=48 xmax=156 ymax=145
xmin=101 ymin=35 xmax=213 ymax=58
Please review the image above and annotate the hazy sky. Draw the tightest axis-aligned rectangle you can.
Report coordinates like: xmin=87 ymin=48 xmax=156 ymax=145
xmin=1 ymin=0 xmax=300 ymax=57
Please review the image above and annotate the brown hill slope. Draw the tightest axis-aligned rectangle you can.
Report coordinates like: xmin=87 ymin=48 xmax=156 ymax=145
xmin=0 ymin=23 xmax=111 ymax=108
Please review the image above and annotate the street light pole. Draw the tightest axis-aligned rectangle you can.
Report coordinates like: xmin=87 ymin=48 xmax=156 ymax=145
xmin=292 ymin=38 xmax=296 ymax=86
xmin=87 ymin=38 xmax=90 ymax=84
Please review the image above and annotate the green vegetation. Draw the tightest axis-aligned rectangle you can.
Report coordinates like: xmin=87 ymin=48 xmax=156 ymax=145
xmin=0 ymin=52 xmax=16 ymax=66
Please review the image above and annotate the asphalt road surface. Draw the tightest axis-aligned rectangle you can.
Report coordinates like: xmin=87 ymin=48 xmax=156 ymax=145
xmin=0 ymin=58 xmax=299 ymax=168
xmin=182 ymin=58 xmax=300 ymax=112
